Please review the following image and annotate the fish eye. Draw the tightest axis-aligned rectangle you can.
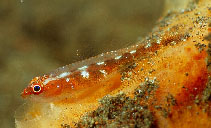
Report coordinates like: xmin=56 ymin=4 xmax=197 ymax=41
xmin=33 ymin=85 xmax=41 ymax=93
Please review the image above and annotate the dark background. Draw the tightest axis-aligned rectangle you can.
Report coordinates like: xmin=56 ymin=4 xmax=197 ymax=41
xmin=0 ymin=0 xmax=165 ymax=127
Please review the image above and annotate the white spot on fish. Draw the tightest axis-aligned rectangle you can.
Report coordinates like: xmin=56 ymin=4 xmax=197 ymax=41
xmin=66 ymin=78 xmax=70 ymax=82
xmin=81 ymin=70 xmax=89 ymax=78
xmin=130 ymin=50 xmax=136 ymax=54
xmin=156 ymin=39 xmax=160 ymax=44
xmin=96 ymin=61 xmax=105 ymax=65
xmin=43 ymin=77 xmax=57 ymax=85
xmin=115 ymin=55 xmax=122 ymax=60
xmin=57 ymin=72 xmax=70 ymax=78
xmin=78 ymin=65 xmax=88 ymax=70
xmin=99 ymin=70 xmax=107 ymax=76
xmin=145 ymin=42 xmax=151 ymax=48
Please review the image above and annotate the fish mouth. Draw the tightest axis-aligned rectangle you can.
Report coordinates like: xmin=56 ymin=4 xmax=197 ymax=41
xmin=21 ymin=87 xmax=32 ymax=98
xmin=21 ymin=92 xmax=28 ymax=98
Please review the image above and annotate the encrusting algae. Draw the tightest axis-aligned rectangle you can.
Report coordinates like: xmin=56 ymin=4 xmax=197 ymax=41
xmin=76 ymin=80 xmax=158 ymax=128
xmin=15 ymin=0 xmax=211 ymax=127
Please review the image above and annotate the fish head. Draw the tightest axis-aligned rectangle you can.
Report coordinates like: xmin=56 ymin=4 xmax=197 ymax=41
xmin=21 ymin=76 xmax=47 ymax=98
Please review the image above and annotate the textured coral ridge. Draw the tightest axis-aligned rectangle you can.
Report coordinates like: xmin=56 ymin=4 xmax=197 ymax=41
xmin=16 ymin=0 xmax=211 ymax=128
